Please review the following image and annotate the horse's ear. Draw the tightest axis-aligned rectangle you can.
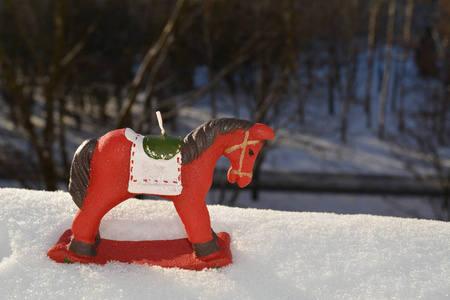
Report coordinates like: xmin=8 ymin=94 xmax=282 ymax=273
xmin=250 ymin=123 xmax=275 ymax=140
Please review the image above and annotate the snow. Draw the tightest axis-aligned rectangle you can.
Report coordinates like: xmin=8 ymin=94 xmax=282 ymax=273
xmin=207 ymin=190 xmax=438 ymax=220
xmin=1 ymin=188 xmax=449 ymax=299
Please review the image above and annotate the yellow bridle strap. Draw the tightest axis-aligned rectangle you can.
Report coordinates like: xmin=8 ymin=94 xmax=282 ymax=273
xmin=225 ymin=131 xmax=260 ymax=178
xmin=229 ymin=169 xmax=253 ymax=178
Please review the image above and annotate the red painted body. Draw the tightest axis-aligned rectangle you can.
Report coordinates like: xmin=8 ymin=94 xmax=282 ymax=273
xmin=70 ymin=123 xmax=274 ymax=257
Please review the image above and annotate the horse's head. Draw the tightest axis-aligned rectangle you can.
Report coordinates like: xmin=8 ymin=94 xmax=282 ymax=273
xmin=224 ymin=123 xmax=275 ymax=188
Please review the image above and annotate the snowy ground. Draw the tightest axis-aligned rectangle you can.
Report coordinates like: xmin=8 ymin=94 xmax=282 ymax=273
xmin=1 ymin=188 xmax=449 ymax=299
xmin=206 ymin=189 xmax=438 ymax=220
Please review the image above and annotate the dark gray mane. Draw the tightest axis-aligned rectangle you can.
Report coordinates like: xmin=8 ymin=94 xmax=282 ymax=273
xmin=181 ymin=118 xmax=254 ymax=165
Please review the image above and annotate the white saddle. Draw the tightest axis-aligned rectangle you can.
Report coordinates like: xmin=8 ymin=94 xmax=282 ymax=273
xmin=125 ymin=128 xmax=183 ymax=196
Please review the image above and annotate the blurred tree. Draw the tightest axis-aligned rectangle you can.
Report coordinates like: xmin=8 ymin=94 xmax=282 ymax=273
xmin=0 ymin=0 xmax=187 ymax=189
xmin=391 ymin=0 xmax=450 ymax=221
xmin=340 ymin=0 xmax=362 ymax=143
xmin=0 ymin=0 xmax=447 ymax=222
xmin=365 ymin=0 xmax=381 ymax=129
xmin=0 ymin=0 xmax=97 ymax=190
xmin=378 ymin=0 xmax=396 ymax=140
xmin=397 ymin=0 xmax=415 ymax=133
xmin=116 ymin=0 xmax=186 ymax=129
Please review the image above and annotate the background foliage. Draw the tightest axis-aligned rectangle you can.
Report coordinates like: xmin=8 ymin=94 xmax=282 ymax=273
xmin=0 ymin=0 xmax=449 ymax=219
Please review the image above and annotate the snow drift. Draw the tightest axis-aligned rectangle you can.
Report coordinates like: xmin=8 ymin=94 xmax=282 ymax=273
xmin=0 ymin=188 xmax=449 ymax=299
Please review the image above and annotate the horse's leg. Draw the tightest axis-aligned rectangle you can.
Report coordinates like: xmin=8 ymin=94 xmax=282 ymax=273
xmin=68 ymin=128 xmax=133 ymax=257
xmin=68 ymin=206 xmax=107 ymax=257
xmin=69 ymin=193 xmax=114 ymax=257
xmin=69 ymin=187 xmax=132 ymax=257
xmin=172 ymin=194 xmax=220 ymax=259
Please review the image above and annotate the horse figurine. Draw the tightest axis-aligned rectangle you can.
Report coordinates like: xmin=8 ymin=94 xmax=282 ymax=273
xmin=65 ymin=117 xmax=274 ymax=262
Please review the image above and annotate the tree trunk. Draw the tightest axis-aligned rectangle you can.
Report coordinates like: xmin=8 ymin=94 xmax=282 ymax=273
xmin=58 ymin=96 xmax=70 ymax=181
xmin=378 ymin=0 xmax=396 ymax=140
xmin=116 ymin=0 xmax=185 ymax=129
xmin=341 ymin=51 xmax=358 ymax=143
xmin=365 ymin=0 xmax=379 ymax=128
xmin=203 ymin=1 xmax=217 ymax=119
xmin=328 ymin=44 xmax=337 ymax=116
xmin=398 ymin=0 xmax=414 ymax=132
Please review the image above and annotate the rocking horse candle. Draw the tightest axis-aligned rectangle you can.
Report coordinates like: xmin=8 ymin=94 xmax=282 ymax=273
xmin=48 ymin=112 xmax=275 ymax=270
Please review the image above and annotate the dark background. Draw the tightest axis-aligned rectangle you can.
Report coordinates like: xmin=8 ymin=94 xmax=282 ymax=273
xmin=0 ymin=0 xmax=449 ymax=220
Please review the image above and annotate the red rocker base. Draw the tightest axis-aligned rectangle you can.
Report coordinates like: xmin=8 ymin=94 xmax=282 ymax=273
xmin=48 ymin=230 xmax=232 ymax=271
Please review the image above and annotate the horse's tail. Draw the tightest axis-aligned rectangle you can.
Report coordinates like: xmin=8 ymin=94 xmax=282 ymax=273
xmin=68 ymin=138 xmax=99 ymax=209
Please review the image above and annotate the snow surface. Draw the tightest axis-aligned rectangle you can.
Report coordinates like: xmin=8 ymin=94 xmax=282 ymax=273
xmin=1 ymin=188 xmax=449 ymax=299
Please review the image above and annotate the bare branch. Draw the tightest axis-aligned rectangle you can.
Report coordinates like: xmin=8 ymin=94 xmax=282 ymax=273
xmin=5 ymin=0 xmax=46 ymax=77
xmin=145 ymin=31 xmax=263 ymax=121
xmin=60 ymin=17 xmax=100 ymax=68
xmin=116 ymin=0 xmax=186 ymax=129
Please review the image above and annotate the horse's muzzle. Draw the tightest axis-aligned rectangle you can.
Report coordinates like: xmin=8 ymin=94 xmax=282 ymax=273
xmin=228 ymin=169 xmax=252 ymax=187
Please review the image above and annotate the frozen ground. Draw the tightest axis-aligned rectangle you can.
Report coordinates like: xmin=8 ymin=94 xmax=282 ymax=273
xmin=1 ymin=188 xmax=449 ymax=299
xmin=206 ymin=189 xmax=438 ymax=220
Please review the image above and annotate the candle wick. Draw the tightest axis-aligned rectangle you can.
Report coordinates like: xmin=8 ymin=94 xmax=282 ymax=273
xmin=156 ymin=111 xmax=166 ymax=137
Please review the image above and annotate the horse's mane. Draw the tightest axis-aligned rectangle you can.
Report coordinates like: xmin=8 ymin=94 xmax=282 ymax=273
xmin=181 ymin=118 xmax=254 ymax=165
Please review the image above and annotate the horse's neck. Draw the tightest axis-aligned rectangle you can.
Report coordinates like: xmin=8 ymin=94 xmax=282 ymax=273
xmin=192 ymin=132 xmax=241 ymax=167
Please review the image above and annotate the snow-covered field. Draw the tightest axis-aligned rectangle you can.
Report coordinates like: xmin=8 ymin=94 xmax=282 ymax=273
xmin=1 ymin=188 xmax=449 ymax=299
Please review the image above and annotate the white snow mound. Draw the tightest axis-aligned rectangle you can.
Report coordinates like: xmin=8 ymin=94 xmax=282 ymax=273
xmin=0 ymin=188 xmax=449 ymax=299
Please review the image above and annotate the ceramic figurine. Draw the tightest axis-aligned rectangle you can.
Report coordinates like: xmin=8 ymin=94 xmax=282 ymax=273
xmin=48 ymin=112 xmax=274 ymax=270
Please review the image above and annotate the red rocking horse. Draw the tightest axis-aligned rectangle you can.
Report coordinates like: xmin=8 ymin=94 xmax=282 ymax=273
xmin=49 ymin=117 xmax=274 ymax=269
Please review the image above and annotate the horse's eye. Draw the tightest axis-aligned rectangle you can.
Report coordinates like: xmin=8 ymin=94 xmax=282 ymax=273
xmin=249 ymin=149 xmax=254 ymax=156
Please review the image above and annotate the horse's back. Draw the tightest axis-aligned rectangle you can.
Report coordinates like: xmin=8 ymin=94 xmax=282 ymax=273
xmin=93 ymin=128 xmax=131 ymax=178
xmin=97 ymin=128 xmax=129 ymax=153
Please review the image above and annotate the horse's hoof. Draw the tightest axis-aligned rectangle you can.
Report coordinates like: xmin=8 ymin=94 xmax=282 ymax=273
xmin=94 ymin=232 xmax=101 ymax=247
xmin=192 ymin=238 xmax=221 ymax=259
xmin=68 ymin=233 xmax=101 ymax=257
